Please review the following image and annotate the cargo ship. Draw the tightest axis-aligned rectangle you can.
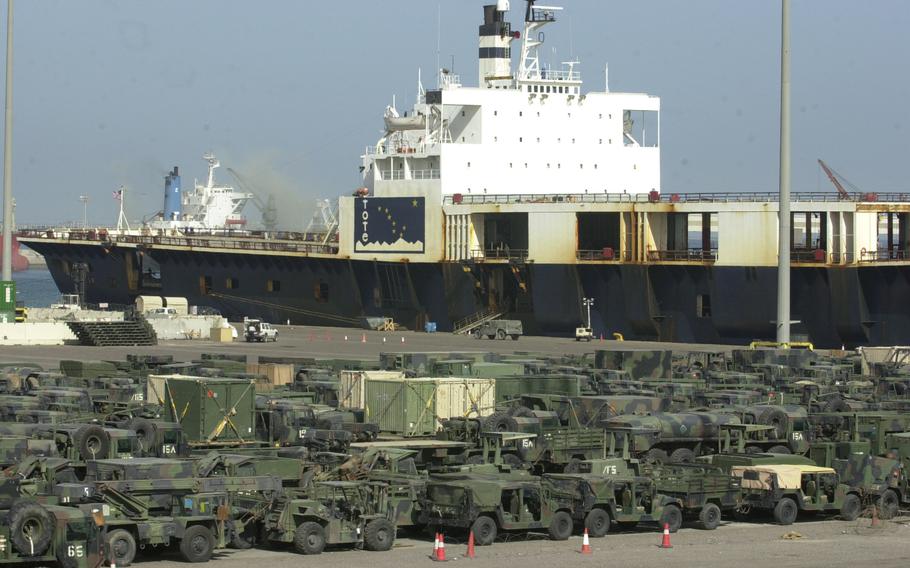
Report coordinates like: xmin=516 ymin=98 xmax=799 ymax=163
xmin=18 ymin=1 xmax=910 ymax=348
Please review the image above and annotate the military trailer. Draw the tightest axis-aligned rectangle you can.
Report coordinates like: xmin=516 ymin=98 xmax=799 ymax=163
xmin=0 ymin=498 xmax=104 ymax=568
xmin=730 ymin=464 xmax=857 ymax=524
xmin=473 ymin=320 xmax=523 ymax=341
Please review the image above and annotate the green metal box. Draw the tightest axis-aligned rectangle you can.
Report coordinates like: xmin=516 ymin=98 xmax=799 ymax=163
xmin=0 ymin=281 xmax=15 ymax=323
xmin=163 ymin=376 xmax=256 ymax=444
xmin=470 ymin=362 xmax=525 ymax=379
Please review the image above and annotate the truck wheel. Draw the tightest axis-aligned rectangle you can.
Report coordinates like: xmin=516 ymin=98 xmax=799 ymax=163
xmin=773 ymin=498 xmax=798 ymax=525
xmin=496 ymin=330 xmax=507 ymax=340
xmin=584 ymin=508 xmax=611 ymax=537
xmin=548 ymin=511 xmax=573 ymax=541
xmin=644 ymin=449 xmax=668 ymax=465
xmin=483 ymin=411 xmax=518 ymax=432
xmin=473 ymin=330 xmax=482 ymax=339
xmin=75 ymin=424 xmax=110 ymax=460
xmin=502 ymin=453 xmax=524 ymax=468
xmin=669 ymin=448 xmax=696 ymax=463
xmin=510 ymin=334 xmax=519 ymax=340
xmin=660 ymin=504 xmax=682 ymax=533
xmin=699 ymin=503 xmax=721 ymax=530
xmin=179 ymin=525 xmax=214 ymax=563
xmin=767 ymin=445 xmax=791 ymax=455
xmin=840 ymin=493 xmax=862 ymax=522
xmin=878 ymin=489 xmax=900 ymax=520
xmin=470 ymin=516 xmax=497 ymax=546
xmin=107 ymin=529 xmax=137 ymax=566
xmin=293 ymin=522 xmax=326 ymax=555
xmin=229 ymin=520 xmax=258 ymax=549
xmin=9 ymin=500 xmax=54 ymax=556
xmin=364 ymin=518 xmax=395 ymax=551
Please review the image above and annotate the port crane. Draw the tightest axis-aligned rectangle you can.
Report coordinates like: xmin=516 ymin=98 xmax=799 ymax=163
xmin=225 ymin=168 xmax=279 ymax=231
xmin=817 ymin=159 xmax=858 ymax=200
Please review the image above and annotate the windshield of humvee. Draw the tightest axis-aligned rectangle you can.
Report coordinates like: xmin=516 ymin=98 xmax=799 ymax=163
xmin=427 ymin=485 xmax=465 ymax=506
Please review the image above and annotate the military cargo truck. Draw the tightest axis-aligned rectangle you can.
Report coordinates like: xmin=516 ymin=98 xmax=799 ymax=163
xmin=730 ymin=464 xmax=857 ymax=524
xmin=473 ymin=320 xmax=522 ymax=341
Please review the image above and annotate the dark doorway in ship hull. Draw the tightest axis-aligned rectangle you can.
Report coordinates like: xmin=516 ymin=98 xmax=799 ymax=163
xmin=577 ymin=213 xmax=620 ymax=258
xmin=483 ymin=213 xmax=528 ymax=258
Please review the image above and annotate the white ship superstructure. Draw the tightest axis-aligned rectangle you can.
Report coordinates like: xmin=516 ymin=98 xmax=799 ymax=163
xmin=361 ymin=0 xmax=660 ymax=198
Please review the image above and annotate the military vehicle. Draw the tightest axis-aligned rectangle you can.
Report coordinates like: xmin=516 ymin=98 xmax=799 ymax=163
xmin=239 ymin=481 xmax=396 ymax=554
xmin=473 ymin=320 xmax=523 ymax=341
xmin=0 ymin=498 xmax=104 ymax=568
xmin=730 ymin=464 xmax=857 ymax=524
xmin=575 ymin=327 xmax=593 ymax=342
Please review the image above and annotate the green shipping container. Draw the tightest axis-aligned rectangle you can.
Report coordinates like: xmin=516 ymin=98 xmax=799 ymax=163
xmin=365 ymin=379 xmax=438 ymax=437
xmin=0 ymin=281 xmax=15 ymax=322
xmin=471 ymin=362 xmax=525 ymax=379
xmin=163 ymin=376 xmax=256 ymax=444
xmin=494 ymin=375 xmax=583 ymax=403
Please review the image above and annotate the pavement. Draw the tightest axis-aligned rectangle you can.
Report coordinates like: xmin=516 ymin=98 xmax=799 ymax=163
xmin=0 ymin=324 xmax=735 ymax=368
xmin=129 ymin=517 xmax=910 ymax=568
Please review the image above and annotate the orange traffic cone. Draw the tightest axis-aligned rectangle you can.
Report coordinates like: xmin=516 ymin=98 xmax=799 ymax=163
xmin=432 ymin=533 xmax=440 ymax=559
xmin=580 ymin=528 xmax=592 ymax=554
xmin=437 ymin=533 xmax=447 ymax=561
xmin=466 ymin=530 xmax=475 ymax=559
xmin=660 ymin=523 xmax=672 ymax=549
xmin=361 ymin=333 xmax=367 ymax=343
xmin=871 ymin=506 xmax=879 ymax=527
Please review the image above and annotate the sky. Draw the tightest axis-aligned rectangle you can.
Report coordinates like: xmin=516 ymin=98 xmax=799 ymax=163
xmin=4 ymin=0 xmax=909 ymax=228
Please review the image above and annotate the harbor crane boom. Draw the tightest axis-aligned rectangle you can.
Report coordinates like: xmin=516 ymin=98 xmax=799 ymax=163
xmin=818 ymin=159 xmax=857 ymax=200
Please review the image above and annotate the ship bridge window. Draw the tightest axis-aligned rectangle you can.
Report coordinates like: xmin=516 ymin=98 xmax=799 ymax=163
xmin=577 ymin=213 xmax=621 ymax=259
xmin=623 ymin=110 xmax=659 ymax=147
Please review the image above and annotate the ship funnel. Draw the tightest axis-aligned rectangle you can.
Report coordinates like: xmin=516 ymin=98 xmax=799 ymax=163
xmin=164 ymin=166 xmax=182 ymax=221
xmin=478 ymin=3 xmax=516 ymax=87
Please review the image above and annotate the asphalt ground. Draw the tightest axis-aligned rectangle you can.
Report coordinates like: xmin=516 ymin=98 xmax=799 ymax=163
xmin=128 ymin=516 xmax=910 ymax=568
xmin=0 ymin=324 xmax=735 ymax=368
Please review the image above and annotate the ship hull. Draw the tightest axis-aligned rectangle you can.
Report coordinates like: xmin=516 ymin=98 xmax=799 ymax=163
xmin=24 ymin=240 xmax=910 ymax=348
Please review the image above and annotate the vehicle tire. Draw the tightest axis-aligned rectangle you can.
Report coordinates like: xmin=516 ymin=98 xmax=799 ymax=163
xmin=584 ymin=508 xmax=611 ymax=538
xmin=9 ymin=500 xmax=54 ymax=556
xmin=107 ymin=528 xmax=137 ymax=567
xmin=179 ymin=525 xmax=215 ymax=563
xmin=660 ymin=504 xmax=683 ymax=533
xmin=364 ymin=518 xmax=395 ymax=551
xmin=768 ymin=445 xmax=791 ymax=455
xmin=483 ymin=411 xmax=519 ymax=432
xmin=75 ymin=424 xmax=110 ymax=460
xmin=465 ymin=454 xmax=485 ymax=465
xmin=644 ymin=448 xmax=668 ymax=465
xmin=575 ymin=337 xmax=580 ymax=342
xmin=293 ymin=521 xmax=326 ymax=555
xmin=840 ymin=493 xmax=862 ymax=522
xmin=669 ymin=448 xmax=697 ymax=463
xmin=496 ymin=330 xmax=507 ymax=340
xmin=548 ymin=510 xmax=574 ymax=541
xmin=229 ymin=520 xmax=258 ymax=550
xmin=699 ymin=503 xmax=721 ymax=530
xmin=473 ymin=330 xmax=482 ymax=339
xmin=129 ymin=418 xmax=156 ymax=454
xmin=509 ymin=406 xmax=535 ymax=418
xmin=510 ymin=334 xmax=519 ymax=341
xmin=745 ymin=445 xmax=762 ymax=454
xmin=470 ymin=516 xmax=497 ymax=546
xmin=563 ymin=458 xmax=582 ymax=474
xmin=878 ymin=489 xmax=900 ymax=520
xmin=773 ymin=498 xmax=798 ymax=525
xmin=758 ymin=408 xmax=789 ymax=440
xmin=502 ymin=453 xmax=524 ymax=468
xmin=823 ymin=396 xmax=850 ymax=413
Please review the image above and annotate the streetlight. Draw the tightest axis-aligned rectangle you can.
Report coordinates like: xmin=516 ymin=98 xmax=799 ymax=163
xmin=79 ymin=195 xmax=88 ymax=227
xmin=582 ymin=297 xmax=594 ymax=330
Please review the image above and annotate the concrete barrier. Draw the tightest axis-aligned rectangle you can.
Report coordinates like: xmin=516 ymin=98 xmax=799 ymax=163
xmin=0 ymin=322 xmax=77 ymax=345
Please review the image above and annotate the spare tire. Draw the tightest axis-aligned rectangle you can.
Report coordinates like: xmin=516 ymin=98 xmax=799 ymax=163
xmin=74 ymin=424 xmax=110 ymax=460
xmin=483 ymin=411 xmax=519 ymax=432
xmin=129 ymin=418 xmax=156 ymax=454
xmin=823 ymin=396 xmax=850 ymax=413
xmin=9 ymin=500 xmax=54 ymax=556
xmin=758 ymin=408 xmax=789 ymax=440
xmin=509 ymin=406 xmax=535 ymax=419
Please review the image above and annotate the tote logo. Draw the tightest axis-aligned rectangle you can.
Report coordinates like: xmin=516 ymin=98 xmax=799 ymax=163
xmin=354 ymin=197 xmax=425 ymax=253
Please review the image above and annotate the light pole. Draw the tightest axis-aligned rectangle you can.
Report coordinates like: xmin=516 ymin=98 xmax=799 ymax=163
xmin=79 ymin=195 xmax=88 ymax=227
xmin=1 ymin=0 xmax=13 ymax=282
xmin=582 ymin=297 xmax=594 ymax=330
xmin=776 ymin=0 xmax=791 ymax=343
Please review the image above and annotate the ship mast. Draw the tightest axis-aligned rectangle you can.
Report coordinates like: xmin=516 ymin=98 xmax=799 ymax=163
xmin=517 ymin=0 xmax=561 ymax=83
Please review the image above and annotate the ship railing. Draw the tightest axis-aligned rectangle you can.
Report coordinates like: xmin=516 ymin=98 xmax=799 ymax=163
xmin=858 ymin=248 xmax=910 ymax=262
xmin=470 ymin=248 xmax=529 ymax=262
xmin=444 ymin=192 xmax=910 ymax=205
xmin=440 ymin=73 xmax=462 ymax=89
xmin=521 ymin=68 xmax=581 ymax=82
xmin=366 ymin=142 xmax=435 ymax=156
xmin=790 ymin=248 xmax=828 ymax=263
xmin=647 ymin=249 xmax=717 ymax=262
xmin=410 ymin=169 xmax=440 ymax=180
xmin=576 ymin=249 xmax=627 ymax=261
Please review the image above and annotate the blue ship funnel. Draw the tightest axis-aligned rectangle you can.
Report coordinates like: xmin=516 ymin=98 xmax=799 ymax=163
xmin=164 ymin=166 xmax=181 ymax=221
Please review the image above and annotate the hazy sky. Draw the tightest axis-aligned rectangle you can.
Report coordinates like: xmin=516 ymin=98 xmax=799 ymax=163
xmin=6 ymin=0 xmax=909 ymax=228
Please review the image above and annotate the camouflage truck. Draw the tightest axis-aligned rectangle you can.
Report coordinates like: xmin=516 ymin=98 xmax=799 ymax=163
xmin=729 ymin=463 xmax=858 ymax=524
xmin=603 ymin=409 xmax=809 ymax=464
xmin=0 ymin=498 xmax=104 ymax=568
xmin=60 ymin=458 xmax=284 ymax=566
xmin=241 ymin=481 xmax=397 ymax=554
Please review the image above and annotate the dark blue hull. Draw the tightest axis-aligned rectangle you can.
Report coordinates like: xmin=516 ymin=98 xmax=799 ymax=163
xmin=28 ymin=240 xmax=910 ymax=348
